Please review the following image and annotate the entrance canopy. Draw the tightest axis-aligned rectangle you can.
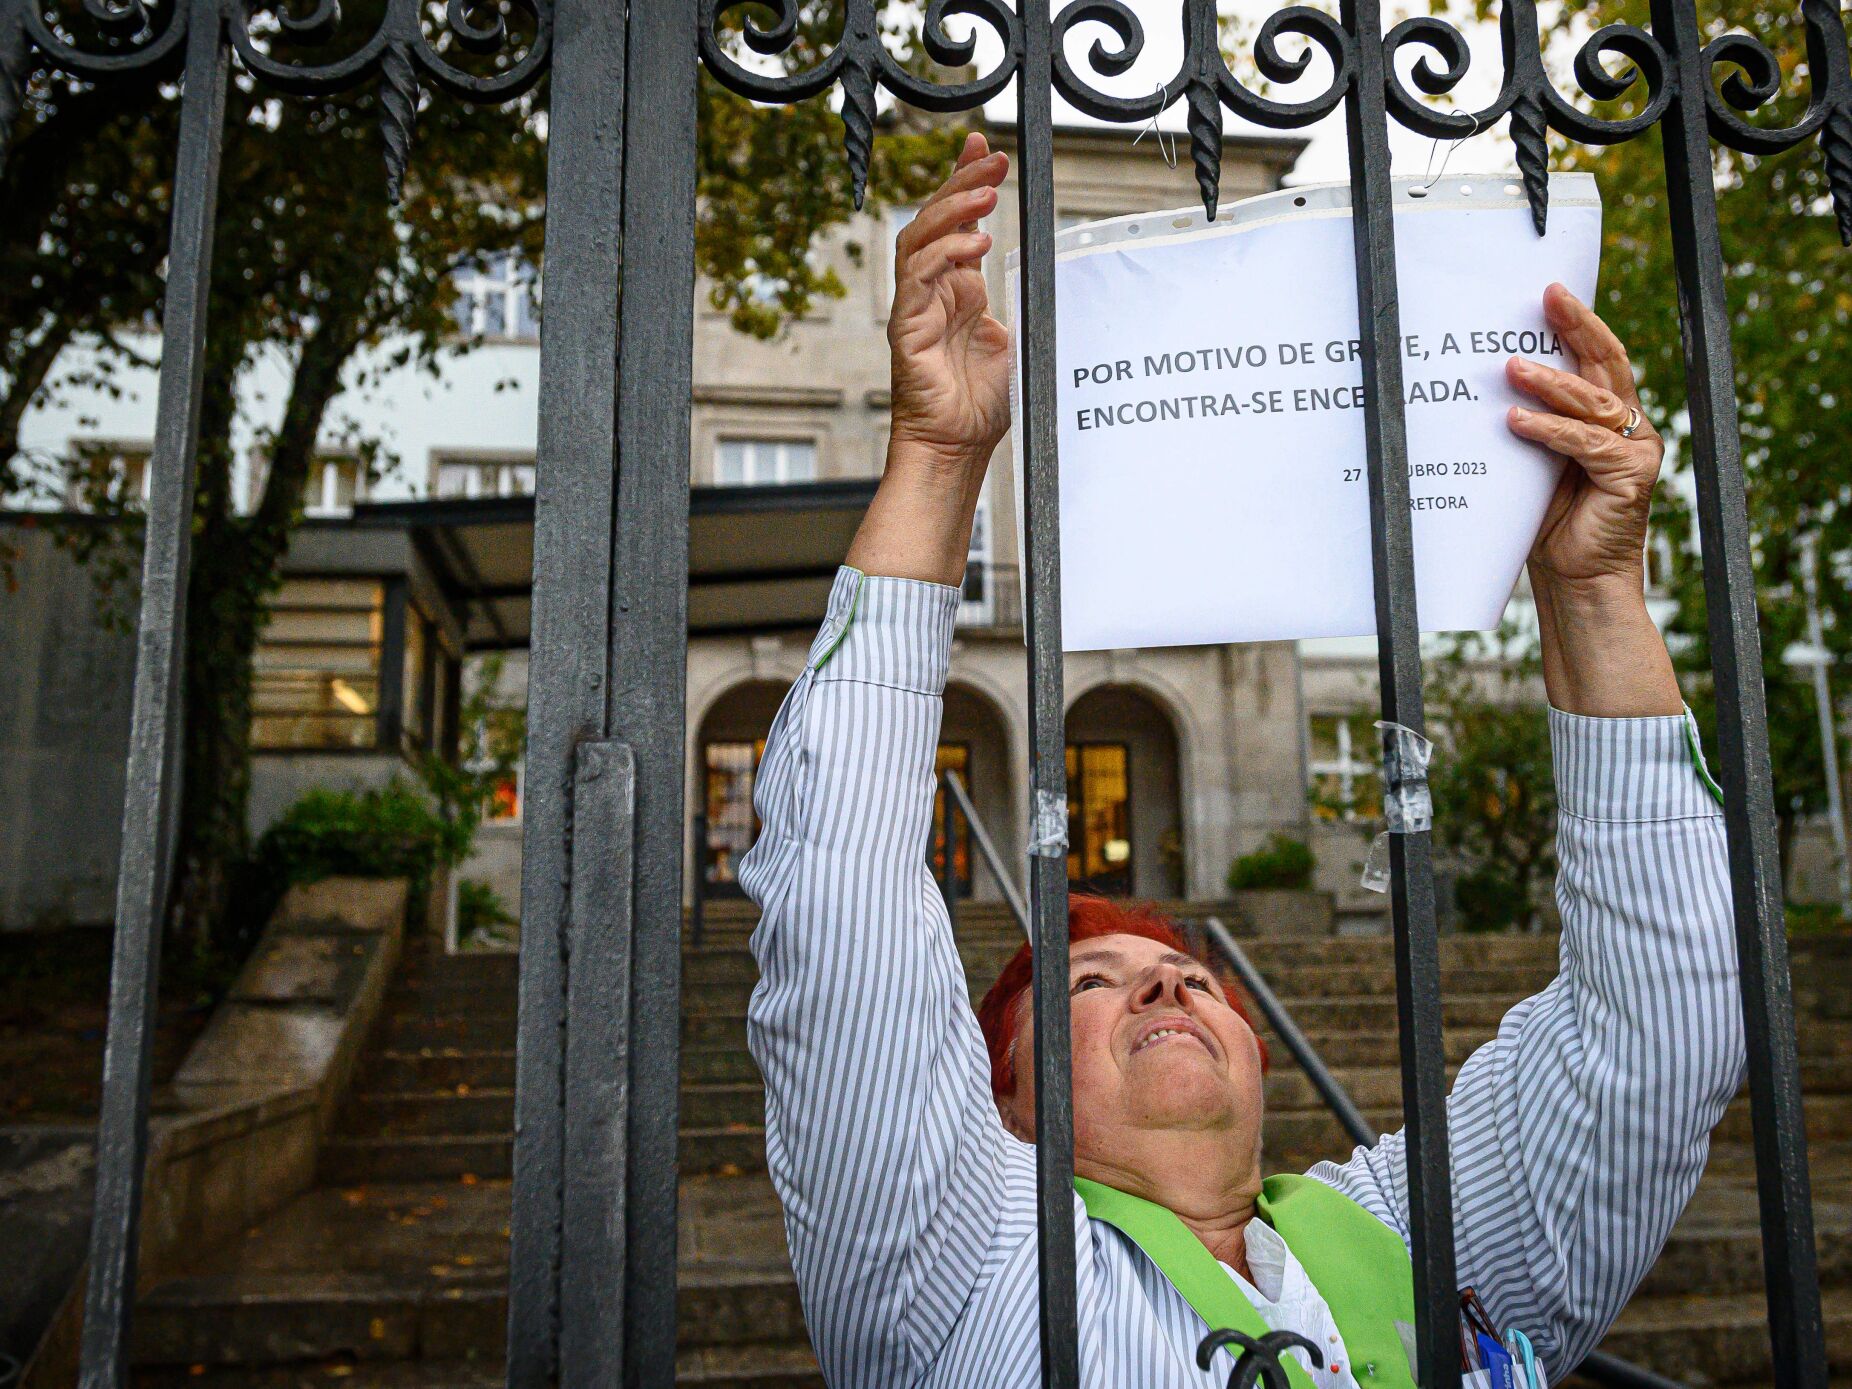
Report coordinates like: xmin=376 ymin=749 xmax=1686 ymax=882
xmin=350 ymin=479 xmax=877 ymax=650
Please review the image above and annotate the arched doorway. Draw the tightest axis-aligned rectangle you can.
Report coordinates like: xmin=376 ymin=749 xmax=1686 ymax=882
xmin=695 ymin=678 xmax=1017 ymax=900
xmin=1064 ymin=684 xmax=1184 ymax=898
xmin=695 ymin=680 xmax=787 ymax=896
xmin=939 ymin=682 xmax=1016 ymax=901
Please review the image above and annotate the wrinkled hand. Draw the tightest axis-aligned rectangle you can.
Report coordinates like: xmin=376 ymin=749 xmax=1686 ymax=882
xmin=1506 ymin=285 xmax=1681 ymax=716
xmin=1507 ymin=283 xmax=1664 ymax=597
xmin=888 ymin=132 xmax=1013 ymax=473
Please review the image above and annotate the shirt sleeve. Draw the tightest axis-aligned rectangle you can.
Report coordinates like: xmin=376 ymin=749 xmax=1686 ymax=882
xmin=1312 ymin=707 xmax=1743 ymax=1378
xmin=736 ymin=567 xmax=1023 ymax=1386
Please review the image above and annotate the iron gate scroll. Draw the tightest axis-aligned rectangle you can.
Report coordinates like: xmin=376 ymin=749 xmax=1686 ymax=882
xmin=5 ymin=0 xmax=1846 ymax=1380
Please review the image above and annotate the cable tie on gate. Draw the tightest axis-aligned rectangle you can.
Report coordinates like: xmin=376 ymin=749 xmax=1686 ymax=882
xmin=1028 ymin=788 xmax=1069 ymax=860
xmin=1361 ymin=720 xmax=1434 ymax=893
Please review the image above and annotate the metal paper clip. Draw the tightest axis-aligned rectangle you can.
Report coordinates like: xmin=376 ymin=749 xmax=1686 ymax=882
xmin=1409 ymin=110 xmax=1482 ymax=197
xmin=1132 ymin=84 xmax=1178 ymax=170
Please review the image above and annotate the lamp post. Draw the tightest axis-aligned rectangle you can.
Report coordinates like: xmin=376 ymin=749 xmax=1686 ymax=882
xmin=1794 ymin=533 xmax=1852 ymax=917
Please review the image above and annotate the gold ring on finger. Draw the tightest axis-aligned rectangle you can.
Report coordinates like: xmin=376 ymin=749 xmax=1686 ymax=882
xmin=1618 ymin=405 xmax=1643 ymax=438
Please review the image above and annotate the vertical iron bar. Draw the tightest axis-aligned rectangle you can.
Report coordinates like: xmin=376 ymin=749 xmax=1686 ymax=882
xmin=504 ymin=0 xmax=627 ymax=1375
xmin=1652 ymin=0 xmax=1826 ymax=1377
xmin=76 ymin=0 xmax=229 ymax=1381
xmin=1014 ymin=5 xmax=1078 ymax=1387
xmin=610 ymin=2 xmax=696 ymax=1384
xmin=1337 ymin=0 xmax=1460 ymax=1379
xmin=560 ymin=741 xmax=636 ymax=1387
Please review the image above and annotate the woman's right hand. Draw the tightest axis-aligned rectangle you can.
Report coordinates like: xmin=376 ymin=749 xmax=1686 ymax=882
xmin=888 ymin=132 xmax=1013 ymax=475
xmin=848 ymin=135 xmax=1011 ymax=586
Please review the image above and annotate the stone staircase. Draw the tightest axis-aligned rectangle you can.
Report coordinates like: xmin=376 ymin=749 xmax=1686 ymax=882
xmin=127 ymin=900 xmax=1852 ymax=1387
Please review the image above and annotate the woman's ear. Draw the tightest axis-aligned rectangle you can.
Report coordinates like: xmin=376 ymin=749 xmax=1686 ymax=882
xmin=997 ymin=1091 xmax=1034 ymax=1143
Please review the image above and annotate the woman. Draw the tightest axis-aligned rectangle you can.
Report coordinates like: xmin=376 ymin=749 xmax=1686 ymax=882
xmin=737 ymin=133 xmax=1741 ymax=1388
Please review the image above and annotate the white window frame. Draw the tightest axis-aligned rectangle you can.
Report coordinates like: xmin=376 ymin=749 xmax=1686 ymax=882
xmin=452 ymin=253 xmax=539 ymax=341
xmin=713 ymin=438 xmax=817 ymax=487
xmin=433 ymin=456 xmax=537 ymax=500
xmin=302 ymin=457 xmax=364 ymax=518
xmin=1307 ymin=713 xmax=1379 ymax=823
xmin=66 ymin=442 xmax=153 ymax=511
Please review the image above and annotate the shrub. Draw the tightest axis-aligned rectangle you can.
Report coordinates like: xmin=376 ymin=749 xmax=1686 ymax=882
xmin=1453 ymin=866 xmax=1531 ymax=933
xmin=457 ymin=879 xmax=518 ymax=949
xmin=250 ymin=781 xmax=469 ymax=893
xmin=1228 ymin=834 xmax=1316 ymax=892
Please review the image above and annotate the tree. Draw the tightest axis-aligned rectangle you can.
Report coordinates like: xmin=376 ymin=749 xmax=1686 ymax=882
xmin=1424 ymin=629 xmax=1558 ymax=930
xmin=2 ymin=3 xmax=961 ymax=951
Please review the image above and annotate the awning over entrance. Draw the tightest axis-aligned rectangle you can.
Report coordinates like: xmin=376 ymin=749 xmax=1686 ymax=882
xmin=350 ymin=479 xmax=877 ymax=650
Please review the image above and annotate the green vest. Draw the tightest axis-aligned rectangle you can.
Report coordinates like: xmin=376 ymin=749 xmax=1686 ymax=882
xmin=1074 ymin=1174 xmax=1420 ymax=1388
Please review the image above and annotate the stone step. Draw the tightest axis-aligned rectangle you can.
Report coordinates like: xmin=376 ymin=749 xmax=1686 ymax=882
xmin=676 ymin=1343 xmax=821 ymax=1388
xmin=134 ymin=1364 xmax=505 ymax=1388
xmin=345 ymin=1092 xmax=515 ymax=1138
xmin=1638 ymin=1210 xmax=1852 ymax=1299
xmin=318 ymin=1127 xmax=775 ymax=1183
xmin=133 ymin=1272 xmax=503 ymax=1367
xmin=134 ymin=1268 xmax=813 ymax=1371
xmin=362 ymin=1049 xmax=517 ymax=1092
xmin=341 ymin=1083 xmax=780 ymax=1140
xmin=1598 ymin=1286 xmax=1852 ymax=1383
xmin=359 ymin=1045 xmax=767 ymax=1092
xmin=321 ymin=1136 xmax=513 ymax=1183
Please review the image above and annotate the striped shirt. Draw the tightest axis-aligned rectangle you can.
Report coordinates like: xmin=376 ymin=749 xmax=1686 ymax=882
xmin=738 ymin=569 xmax=1743 ymax=1389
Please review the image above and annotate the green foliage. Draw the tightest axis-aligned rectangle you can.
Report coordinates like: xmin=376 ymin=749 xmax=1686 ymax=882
xmin=457 ymin=879 xmax=518 ymax=950
xmin=254 ymin=781 xmax=472 ymax=891
xmin=1425 ymin=629 xmax=1557 ymax=931
xmin=1228 ymin=834 xmax=1316 ymax=891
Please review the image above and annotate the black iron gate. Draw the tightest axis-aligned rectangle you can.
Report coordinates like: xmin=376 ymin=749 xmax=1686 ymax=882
xmin=6 ymin=0 xmax=1846 ymax=1384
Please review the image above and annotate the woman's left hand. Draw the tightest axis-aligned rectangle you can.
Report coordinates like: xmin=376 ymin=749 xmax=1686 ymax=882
xmin=1506 ymin=283 xmax=1665 ymax=599
xmin=1506 ymin=284 xmax=1682 ymax=717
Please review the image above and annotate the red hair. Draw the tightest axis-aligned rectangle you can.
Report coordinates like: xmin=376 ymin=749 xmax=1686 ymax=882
xmin=975 ymin=895 xmax=1267 ymax=1101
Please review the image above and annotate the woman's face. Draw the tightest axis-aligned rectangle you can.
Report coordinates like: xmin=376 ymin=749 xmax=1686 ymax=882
xmin=998 ymin=933 xmax=1266 ymax=1175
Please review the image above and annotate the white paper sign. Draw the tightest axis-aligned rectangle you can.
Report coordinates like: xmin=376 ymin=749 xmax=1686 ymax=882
xmin=1006 ymin=174 xmax=1602 ymax=651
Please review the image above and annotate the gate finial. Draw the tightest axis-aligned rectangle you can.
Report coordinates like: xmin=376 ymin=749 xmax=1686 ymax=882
xmin=380 ymin=40 xmax=419 ymax=203
xmin=1510 ymin=89 xmax=1549 ymax=235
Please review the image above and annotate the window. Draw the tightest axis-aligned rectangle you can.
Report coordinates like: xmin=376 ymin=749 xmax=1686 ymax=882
xmin=959 ymin=492 xmax=994 ymax=625
xmin=714 ymin=439 xmax=816 ymax=486
xmin=65 ymin=443 xmax=151 ymax=511
xmin=434 ymin=457 xmax=536 ymax=499
xmin=1308 ymin=713 xmax=1383 ymax=822
xmin=303 ymin=458 xmax=363 ymax=517
xmin=251 ymin=580 xmax=386 ymax=750
xmin=930 ymin=744 xmax=973 ymax=894
xmin=452 ymin=252 xmax=539 ymax=340
xmin=1067 ymin=743 xmax=1132 ymax=895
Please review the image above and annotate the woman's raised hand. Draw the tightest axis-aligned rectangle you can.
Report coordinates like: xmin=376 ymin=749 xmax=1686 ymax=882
xmin=1507 ymin=284 xmax=1665 ymax=596
xmin=1506 ymin=285 xmax=1682 ymax=717
xmin=847 ymin=135 xmax=1011 ymax=586
xmin=888 ymin=132 xmax=1013 ymax=474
